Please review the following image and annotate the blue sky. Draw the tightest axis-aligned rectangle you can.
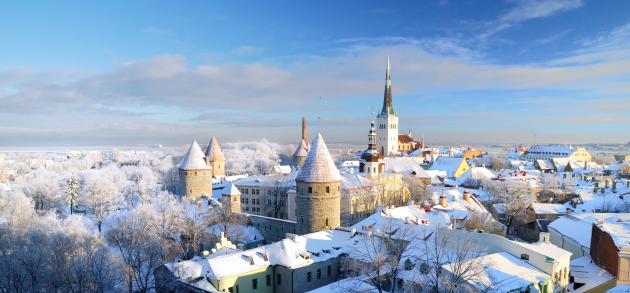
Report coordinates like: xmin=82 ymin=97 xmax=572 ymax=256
xmin=0 ymin=0 xmax=629 ymax=146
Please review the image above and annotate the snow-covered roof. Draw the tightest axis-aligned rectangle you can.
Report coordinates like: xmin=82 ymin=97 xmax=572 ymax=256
xmin=442 ymin=252 xmax=549 ymax=293
xmin=527 ymin=145 xmax=574 ymax=154
xmin=306 ymin=276 xmax=379 ymax=293
xmin=570 ymin=256 xmax=614 ymax=292
xmin=340 ymin=172 xmax=376 ymax=190
xmin=352 ymin=205 xmax=451 ymax=239
xmin=293 ymin=139 xmax=309 ymax=157
xmin=296 ymin=133 xmax=341 ymax=183
xmin=271 ymin=165 xmax=292 ymax=174
xmin=451 ymin=167 xmax=495 ymax=185
xmin=205 ymin=136 xmax=225 ymax=162
xmin=383 ymin=157 xmax=430 ymax=177
xmin=178 ymin=140 xmax=211 ymax=170
xmin=429 ymin=156 xmax=465 ymax=178
xmin=234 ymin=172 xmax=297 ymax=188
xmin=548 ymin=214 xmax=594 ymax=248
xmin=514 ymin=241 xmax=572 ymax=260
xmin=221 ymin=181 xmax=241 ymax=196
xmin=530 ymin=203 xmax=568 ymax=215
xmin=588 ymin=213 xmax=630 ymax=249
xmin=430 ymin=188 xmax=490 ymax=220
xmin=166 ymin=229 xmax=355 ymax=282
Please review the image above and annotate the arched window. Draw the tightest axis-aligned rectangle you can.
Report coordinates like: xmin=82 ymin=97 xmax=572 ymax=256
xmin=325 ymin=218 xmax=329 ymax=227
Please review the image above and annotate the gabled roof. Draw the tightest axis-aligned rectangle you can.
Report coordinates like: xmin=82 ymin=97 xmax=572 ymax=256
xmin=398 ymin=134 xmax=414 ymax=144
xmin=205 ymin=136 xmax=225 ymax=162
xmin=293 ymin=139 xmax=309 ymax=157
xmin=178 ymin=140 xmax=211 ymax=170
xmin=429 ymin=156 xmax=466 ymax=177
xmin=296 ymin=133 xmax=341 ymax=183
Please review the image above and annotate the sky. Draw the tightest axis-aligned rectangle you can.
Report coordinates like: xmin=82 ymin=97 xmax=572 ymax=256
xmin=0 ymin=0 xmax=629 ymax=147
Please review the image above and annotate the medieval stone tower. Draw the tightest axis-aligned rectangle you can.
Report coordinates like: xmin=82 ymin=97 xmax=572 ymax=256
xmin=295 ymin=133 xmax=341 ymax=235
xmin=205 ymin=136 xmax=225 ymax=178
xmin=178 ymin=140 xmax=213 ymax=199
xmin=360 ymin=120 xmax=381 ymax=179
xmin=376 ymin=53 xmax=399 ymax=157
xmin=293 ymin=117 xmax=309 ymax=167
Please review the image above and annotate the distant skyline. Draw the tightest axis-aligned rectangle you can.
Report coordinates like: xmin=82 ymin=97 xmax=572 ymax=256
xmin=1 ymin=0 xmax=629 ymax=146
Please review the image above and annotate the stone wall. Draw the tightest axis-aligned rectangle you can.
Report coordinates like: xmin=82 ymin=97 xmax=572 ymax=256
xmin=296 ymin=181 xmax=341 ymax=235
xmin=178 ymin=169 xmax=212 ymax=199
xmin=248 ymin=214 xmax=297 ymax=243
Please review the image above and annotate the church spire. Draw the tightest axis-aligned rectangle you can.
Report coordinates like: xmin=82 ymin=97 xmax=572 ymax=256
xmin=380 ymin=51 xmax=395 ymax=116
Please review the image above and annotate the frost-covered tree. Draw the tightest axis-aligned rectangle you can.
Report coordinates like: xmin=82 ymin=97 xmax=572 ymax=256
xmin=0 ymin=207 xmax=124 ymax=292
xmin=179 ymin=201 xmax=213 ymax=259
xmin=63 ymin=175 xmax=80 ymax=215
xmin=79 ymin=171 xmax=123 ymax=232
xmin=342 ymin=219 xmax=424 ymax=293
xmin=20 ymin=169 xmax=64 ymax=212
xmin=148 ymin=191 xmax=184 ymax=261
xmin=107 ymin=205 xmax=163 ymax=293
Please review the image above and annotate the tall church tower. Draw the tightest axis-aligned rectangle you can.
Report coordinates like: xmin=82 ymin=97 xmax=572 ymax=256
xmin=360 ymin=120 xmax=381 ymax=179
xmin=376 ymin=53 xmax=399 ymax=157
xmin=295 ymin=133 xmax=341 ymax=235
xmin=205 ymin=136 xmax=225 ymax=178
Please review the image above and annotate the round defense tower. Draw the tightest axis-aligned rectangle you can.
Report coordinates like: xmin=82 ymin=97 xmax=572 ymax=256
xmin=295 ymin=133 xmax=341 ymax=235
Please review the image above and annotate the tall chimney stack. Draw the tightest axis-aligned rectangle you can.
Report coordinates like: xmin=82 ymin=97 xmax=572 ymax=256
xmin=302 ymin=117 xmax=307 ymax=142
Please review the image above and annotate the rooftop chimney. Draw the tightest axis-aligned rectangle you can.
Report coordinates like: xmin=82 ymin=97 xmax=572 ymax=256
xmin=440 ymin=194 xmax=447 ymax=208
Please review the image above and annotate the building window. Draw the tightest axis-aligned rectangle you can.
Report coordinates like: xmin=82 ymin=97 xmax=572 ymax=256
xmin=326 ymin=186 xmax=330 ymax=193
xmin=327 ymin=265 xmax=331 ymax=276
xmin=236 ymin=285 xmax=239 ymax=293
xmin=326 ymin=218 xmax=329 ymax=226
xmin=307 ymin=272 xmax=312 ymax=282
xmin=277 ymin=274 xmax=282 ymax=285
xmin=228 ymin=286 xmax=233 ymax=293
xmin=317 ymin=269 xmax=321 ymax=279
xmin=520 ymin=254 xmax=529 ymax=260
xmin=252 ymin=278 xmax=257 ymax=289
xmin=308 ymin=187 xmax=312 ymax=193
xmin=266 ymin=274 xmax=271 ymax=286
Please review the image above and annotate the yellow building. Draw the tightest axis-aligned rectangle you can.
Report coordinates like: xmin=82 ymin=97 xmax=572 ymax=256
xmin=429 ymin=156 xmax=470 ymax=179
xmin=569 ymin=147 xmax=592 ymax=163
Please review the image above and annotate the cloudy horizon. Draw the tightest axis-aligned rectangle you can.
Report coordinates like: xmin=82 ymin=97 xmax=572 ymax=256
xmin=1 ymin=0 xmax=629 ymax=147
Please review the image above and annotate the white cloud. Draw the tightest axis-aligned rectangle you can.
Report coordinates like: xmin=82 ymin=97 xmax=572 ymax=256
xmin=481 ymin=0 xmax=584 ymax=40
xmin=1 ymin=23 xmax=629 ymax=145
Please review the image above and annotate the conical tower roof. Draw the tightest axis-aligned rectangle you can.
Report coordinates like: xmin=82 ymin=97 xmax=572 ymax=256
xmin=178 ymin=140 xmax=211 ymax=170
xmin=296 ymin=133 xmax=341 ymax=182
xmin=205 ymin=136 xmax=225 ymax=161
xmin=293 ymin=139 xmax=309 ymax=158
